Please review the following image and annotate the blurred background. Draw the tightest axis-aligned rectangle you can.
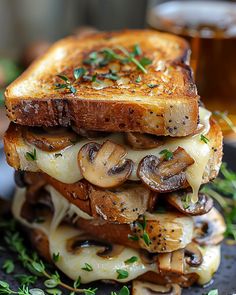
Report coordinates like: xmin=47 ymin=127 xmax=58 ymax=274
xmin=1 ymin=0 xmax=236 ymax=198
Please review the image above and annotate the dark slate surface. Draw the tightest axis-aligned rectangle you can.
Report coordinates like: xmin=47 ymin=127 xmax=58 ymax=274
xmin=0 ymin=143 xmax=236 ymax=294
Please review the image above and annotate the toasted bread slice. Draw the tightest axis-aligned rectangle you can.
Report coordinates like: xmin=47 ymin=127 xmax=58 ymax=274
xmin=5 ymin=30 xmax=199 ymax=136
xmin=4 ymin=118 xmax=223 ymax=186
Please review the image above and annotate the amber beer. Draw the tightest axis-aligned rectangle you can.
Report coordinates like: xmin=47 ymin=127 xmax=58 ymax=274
xmin=147 ymin=1 xmax=236 ymax=134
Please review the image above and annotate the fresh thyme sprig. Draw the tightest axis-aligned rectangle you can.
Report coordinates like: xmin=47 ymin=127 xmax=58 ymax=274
xmin=111 ymin=286 xmax=130 ymax=295
xmin=201 ymin=162 xmax=236 ymax=241
xmin=0 ymin=221 xmax=97 ymax=295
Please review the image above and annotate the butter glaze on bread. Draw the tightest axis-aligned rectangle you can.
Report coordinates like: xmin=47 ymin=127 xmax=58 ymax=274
xmin=5 ymin=30 xmax=199 ymax=136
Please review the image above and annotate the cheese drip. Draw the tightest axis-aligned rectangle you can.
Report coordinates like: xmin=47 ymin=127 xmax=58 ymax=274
xmin=12 ymin=187 xmax=221 ymax=285
xmin=16 ymin=107 xmax=211 ymax=202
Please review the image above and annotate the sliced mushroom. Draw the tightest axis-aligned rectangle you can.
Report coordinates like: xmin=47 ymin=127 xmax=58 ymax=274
xmin=23 ymin=126 xmax=78 ymax=152
xmin=125 ymin=132 xmax=164 ymax=150
xmin=158 ymin=249 xmax=184 ymax=274
xmin=67 ymin=235 xmax=124 ymax=258
xmin=184 ymin=242 xmax=203 ymax=267
xmin=78 ymin=140 xmax=133 ymax=188
xmin=138 ymin=147 xmax=194 ymax=193
xmin=193 ymin=207 xmax=226 ymax=245
xmin=132 ymin=280 xmax=182 ymax=295
xmin=139 ymin=249 xmax=158 ymax=264
xmin=89 ymin=183 xmax=155 ymax=223
xmin=167 ymin=191 xmax=213 ymax=216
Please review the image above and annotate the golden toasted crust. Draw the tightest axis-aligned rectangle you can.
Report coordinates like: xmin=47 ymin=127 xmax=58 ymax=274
xmin=3 ymin=118 xmax=223 ymax=185
xmin=5 ymin=30 xmax=199 ymax=136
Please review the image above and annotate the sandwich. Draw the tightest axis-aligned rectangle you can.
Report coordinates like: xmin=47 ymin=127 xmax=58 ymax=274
xmin=3 ymin=30 xmax=225 ymax=294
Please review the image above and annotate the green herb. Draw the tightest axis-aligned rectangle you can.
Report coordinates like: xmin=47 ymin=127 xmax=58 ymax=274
xmin=124 ymin=256 xmax=138 ymax=264
xmin=116 ymin=269 xmax=129 ymax=280
xmin=201 ymin=163 xmax=236 ymax=240
xmin=181 ymin=194 xmax=191 ymax=209
xmin=213 ymin=111 xmax=236 ymax=134
xmin=128 ymin=234 xmax=139 ymax=241
xmin=0 ymin=220 xmax=98 ymax=294
xmin=73 ymin=276 xmax=81 ymax=288
xmin=74 ymin=68 xmax=86 ymax=80
xmin=133 ymin=44 xmax=142 ymax=56
xmin=207 ymin=289 xmax=218 ymax=295
xmin=52 ymin=252 xmax=60 ymax=263
xmin=143 ymin=231 xmax=151 ymax=246
xmin=81 ymin=263 xmax=93 ymax=272
xmin=135 ymin=215 xmax=151 ymax=246
xmin=140 ymin=57 xmax=152 ymax=67
xmin=200 ymin=134 xmax=209 ymax=144
xmin=135 ymin=75 xmax=142 ymax=83
xmin=54 ymin=153 xmax=62 ymax=158
xmin=103 ymin=72 xmax=119 ymax=81
xmin=25 ymin=149 xmax=37 ymax=161
xmin=111 ymin=286 xmax=130 ymax=295
xmin=55 ymin=75 xmax=77 ymax=94
xmin=160 ymin=149 xmax=173 ymax=161
xmin=14 ymin=274 xmax=37 ymax=286
xmin=46 ymin=288 xmax=62 ymax=295
xmin=147 ymin=83 xmax=158 ymax=88
xmin=2 ymin=259 xmax=14 ymax=274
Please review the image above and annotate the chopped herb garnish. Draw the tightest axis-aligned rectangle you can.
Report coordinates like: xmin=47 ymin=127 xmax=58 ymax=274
xmin=128 ymin=234 xmax=139 ymax=241
xmin=14 ymin=274 xmax=37 ymax=286
xmin=140 ymin=57 xmax=152 ymax=67
xmin=81 ymin=263 xmax=93 ymax=272
xmin=52 ymin=252 xmax=60 ymax=263
xmin=133 ymin=44 xmax=142 ymax=56
xmin=111 ymin=286 xmax=130 ymax=295
xmin=74 ymin=68 xmax=86 ymax=80
xmin=147 ymin=83 xmax=158 ymax=88
xmin=207 ymin=290 xmax=218 ymax=295
xmin=124 ymin=256 xmax=138 ymax=264
xmin=73 ymin=276 xmax=81 ymax=288
xmin=181 ymin=194 xmax=191 ymax=209
xmin=116 ymin=269 xmax=129 ymax=280
xmin=55 ymin=75 xmax=77 ymax=94
xmin=54 ymin=153 xmax=62 ymax=158
xmin=143 ymin=231 xmax=151 ymax=246
xmin=25 ymin=149 xmax=37 ymax=161
xmin=160 ymin=149 xmax=173 ymax=161
xmin=2 ymin=259 xmax=14 ymax=274
xmin=200 ymin=134 xmax=209 ymax=144
xmin=135 ymin=75 xmax=142 ymax=83
xmin=103 ymin=72 xmax=119 ymax=80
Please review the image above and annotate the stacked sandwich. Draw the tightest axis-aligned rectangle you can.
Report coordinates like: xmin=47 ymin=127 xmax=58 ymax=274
xmin=4 ymin=30 xmax=225 ymax=294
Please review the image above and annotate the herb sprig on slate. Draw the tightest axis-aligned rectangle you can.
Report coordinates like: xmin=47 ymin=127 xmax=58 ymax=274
xmin=0 ymin=220 xmax=97 ymax=295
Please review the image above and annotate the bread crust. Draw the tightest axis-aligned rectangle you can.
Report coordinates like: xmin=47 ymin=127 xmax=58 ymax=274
xmin=5 ymin=30 xmax=199 ymax=136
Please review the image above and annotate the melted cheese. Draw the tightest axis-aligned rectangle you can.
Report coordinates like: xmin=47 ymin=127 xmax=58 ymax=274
xmin=12 ymin=187 xmax=221 ymax=285
xmin=17 ymin=107 xmax=212 ymax=202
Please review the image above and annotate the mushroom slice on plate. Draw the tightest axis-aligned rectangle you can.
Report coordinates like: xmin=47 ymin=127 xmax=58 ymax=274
xmin=167 ymin=191 xmax=213 ymax=216
xmin=89 ymin=183 xmax=157 ymax=223
xmin=23 ymin=127 xmax=78 ymax=152
xmin=125 ymin=132 xmax=164 ymax=150
xmin=193 ymin=207 xmax=226 ymax=245
xmin=78 ymin=140 xmax=133 ymax=188
xmin=132 ymin=280 xmax=182 ymax=295
xmin=137 ymin=147 xmax=194 ymax=193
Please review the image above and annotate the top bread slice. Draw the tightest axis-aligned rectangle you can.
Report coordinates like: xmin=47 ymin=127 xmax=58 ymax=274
xmin=5 ymin=30 xmax=199 ymax=137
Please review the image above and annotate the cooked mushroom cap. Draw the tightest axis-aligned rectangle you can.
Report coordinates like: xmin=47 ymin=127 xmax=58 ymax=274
xmin=193 ymin=207 xmax=226 ymax=245
xmin=125 ymin=132 xmax=164 ymax=150
xmin=132 ymin=280 xmax=182 ymax=295
xmin=167 ymin=191 xmax=213 ymax=216
xmin=184 ymin=242 xmax=203 ymax=267
xmin=78 ymin=140 xmax=133 ymax=188
xmin=90 ymin=183 xmax=157 ymax=223
xmin=23 ymin=126 xmax=78 ymax=152
xmin=137 ymin=147 xmax=194 ymax=193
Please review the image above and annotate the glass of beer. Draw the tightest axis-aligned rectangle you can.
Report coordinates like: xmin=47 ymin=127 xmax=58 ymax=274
xmin=147 ymin=1 xmax=236 ymax=137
